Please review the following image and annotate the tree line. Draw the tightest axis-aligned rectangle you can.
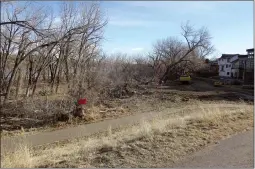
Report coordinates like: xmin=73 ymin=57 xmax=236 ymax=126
xmin=0 ymin=1 xmax=214 ymax=104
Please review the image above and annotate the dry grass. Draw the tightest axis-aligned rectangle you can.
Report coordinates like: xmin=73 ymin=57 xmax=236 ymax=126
xmin=3 ymin=80 xmax=252 ymax=138
xmin=1 ymin=102 xmax=253 ymax=168
xmin=1 ymin=144 xmax=35 ymax=168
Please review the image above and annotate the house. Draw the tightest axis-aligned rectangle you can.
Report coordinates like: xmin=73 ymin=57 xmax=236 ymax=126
xmin=218 ymin=54 xmax=238 ymax=78
xmin=230 ymin=54 xmax=248 ymax=79
xmin=244 ymin=48 xmax=254 ymax=84
xmin=246 ymin=48 xmax=254 ymax=70
xmin=217 ymin=48 xmax=254 ymax=84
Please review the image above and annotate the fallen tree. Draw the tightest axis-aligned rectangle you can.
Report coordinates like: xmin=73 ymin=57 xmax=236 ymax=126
xmin=149 ymin=21 xmax=214 ymax=84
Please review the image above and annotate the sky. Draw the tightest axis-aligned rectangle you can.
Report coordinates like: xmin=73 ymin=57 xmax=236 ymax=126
xmin=101 ymin=1 xmax=253 ymax=58
xmin=9 ymin=1 xmax=254 ymax=58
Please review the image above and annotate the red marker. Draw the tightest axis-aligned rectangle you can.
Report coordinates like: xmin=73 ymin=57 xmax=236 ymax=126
xmin=78 ymin=98 xmax=87 ymax=105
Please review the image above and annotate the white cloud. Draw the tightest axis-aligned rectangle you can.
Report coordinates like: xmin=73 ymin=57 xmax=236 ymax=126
xmin=106 ymin=1 xmax=223 ymax=28
xmin=108 ymin=17 xmax=155 ymax=27
xmin=120 ymin=1 xmax=224 ymax=14
xmin=53 ymin=17 xmax=61 ymax=24
xmin=104 ymin=46 xmax=145 ymax=55
xmin=109 ymin=48 xmax=121 ymax=53
xmin=109 ymin=20 xmax=146 ymax=27
xmin=131 ymin=47 xmax=144 ymax=51
xmin=51 ymin=17 xmax=61 ymax=28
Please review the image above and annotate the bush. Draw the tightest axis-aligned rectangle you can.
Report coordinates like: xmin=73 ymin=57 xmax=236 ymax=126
xmin=1 ymin=97 xmax=75 ymax=130
xmin=38 ymin=90 xmax=49 ymax=96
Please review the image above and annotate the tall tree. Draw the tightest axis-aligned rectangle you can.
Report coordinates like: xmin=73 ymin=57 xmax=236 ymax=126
xmin=149 ymin=21 xmax=214 ymax=83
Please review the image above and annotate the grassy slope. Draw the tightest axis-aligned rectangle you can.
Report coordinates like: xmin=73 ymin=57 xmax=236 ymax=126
xmin=1 ymin=103 xmax=253 ymax=168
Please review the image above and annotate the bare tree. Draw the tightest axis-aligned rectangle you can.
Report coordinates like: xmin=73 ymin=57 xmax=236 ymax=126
xmin=149 ymin=21 xmax=214 ymax=84
xmin=1 ymin=1 xmax=107 ymax=102
xmin=132 ymin=56 xmax=154 ymax=84
xmin=1 ymin=2 xmax=53 ymax=101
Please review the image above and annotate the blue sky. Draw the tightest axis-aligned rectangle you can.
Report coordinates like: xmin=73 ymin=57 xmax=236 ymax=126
xmin=101 ymin=1 xmax=253 ymax=58
xmin=12 ymin=1 xmax=254 ymax=58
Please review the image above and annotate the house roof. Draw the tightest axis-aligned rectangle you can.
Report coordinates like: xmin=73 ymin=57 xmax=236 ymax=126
xmin=246 ymin=48 xmax=254 ymax=52
xmin=229 ymin=54 xmax=248 ymax=63
xmin=238 ymin=54 xmax=248 ymax=58
xmin=220 ymin=54 xmax=238 ymax=59
xmin=220 ymin=54 xmax=248 ymax=59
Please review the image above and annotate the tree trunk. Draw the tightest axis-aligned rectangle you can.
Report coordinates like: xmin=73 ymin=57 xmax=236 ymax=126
xmin=50 ymin=61 xmax=59 ymax=93
xmin=31 ymin=70 xmax=42 ymax=97
xmin=25 ymin=60 xmax=33 ymax=97
xmin=15 ymin=68 xmax=22 ymax=99
xmin=64 ymin=55 xmax=70 ymax=84
xmin=4 ymin=65 xmax=18 ymax=103
xmin=55 ymin=66 xmax=62 ymax=94
xmin=42 ymin=69 xmax=46 ymax=82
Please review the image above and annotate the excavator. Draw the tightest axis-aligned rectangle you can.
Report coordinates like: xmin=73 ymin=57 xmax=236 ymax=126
xmin=179 ymin=72 xmax=191 ymax=84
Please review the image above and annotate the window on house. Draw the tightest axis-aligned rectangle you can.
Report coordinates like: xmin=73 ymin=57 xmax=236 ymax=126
xmin=227 ymin=58 xmax=230 ymax=62
xmin=229 ymin=64 xmax=231 ymax=67
xmin=221 ymin=66 xmax=224 ymax=71
xmin=227 ymin=72 xmax=230 ymax=75
xmin=226 ymin=65 xmax=228 ymax=68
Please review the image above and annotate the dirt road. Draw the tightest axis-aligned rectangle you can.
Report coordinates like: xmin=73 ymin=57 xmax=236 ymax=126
xmin=1 ymin=103 xmax=250 ymax=152
xmin=157 ymin=79 xmax=253 ymax=101
xmin=174 ymin=130 xmax=254 ymax=168
xmin=185 ymin=79 xmax=254 ymax=101
xmin=192 ymin=78 xmax=254 ymax=96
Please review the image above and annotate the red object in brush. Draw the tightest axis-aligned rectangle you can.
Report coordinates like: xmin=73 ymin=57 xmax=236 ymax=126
xmin=78 ymin=98 xmax=87 ymax=105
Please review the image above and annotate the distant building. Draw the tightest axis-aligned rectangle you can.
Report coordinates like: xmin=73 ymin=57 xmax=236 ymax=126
xmin=217 ymin=48 xmax=254 ymax=84
xmin=246 ymin=48 xmax=254 ymax=70
xmin=244 ymin=48 xmax=254 ymax=84
xmin=218 ymin=54 xmax=238 ymax=77
xmin=230 ymin=54 xmax=248 ymax=79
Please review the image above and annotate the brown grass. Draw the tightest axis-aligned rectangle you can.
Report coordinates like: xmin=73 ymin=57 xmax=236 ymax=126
xmin=3 ymin=80 xmax=252 ymax=138
xmin=1 ymin=144 xmax=35 ymax=168
xmin=1 ymin=102 xmax=253 ymax=168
